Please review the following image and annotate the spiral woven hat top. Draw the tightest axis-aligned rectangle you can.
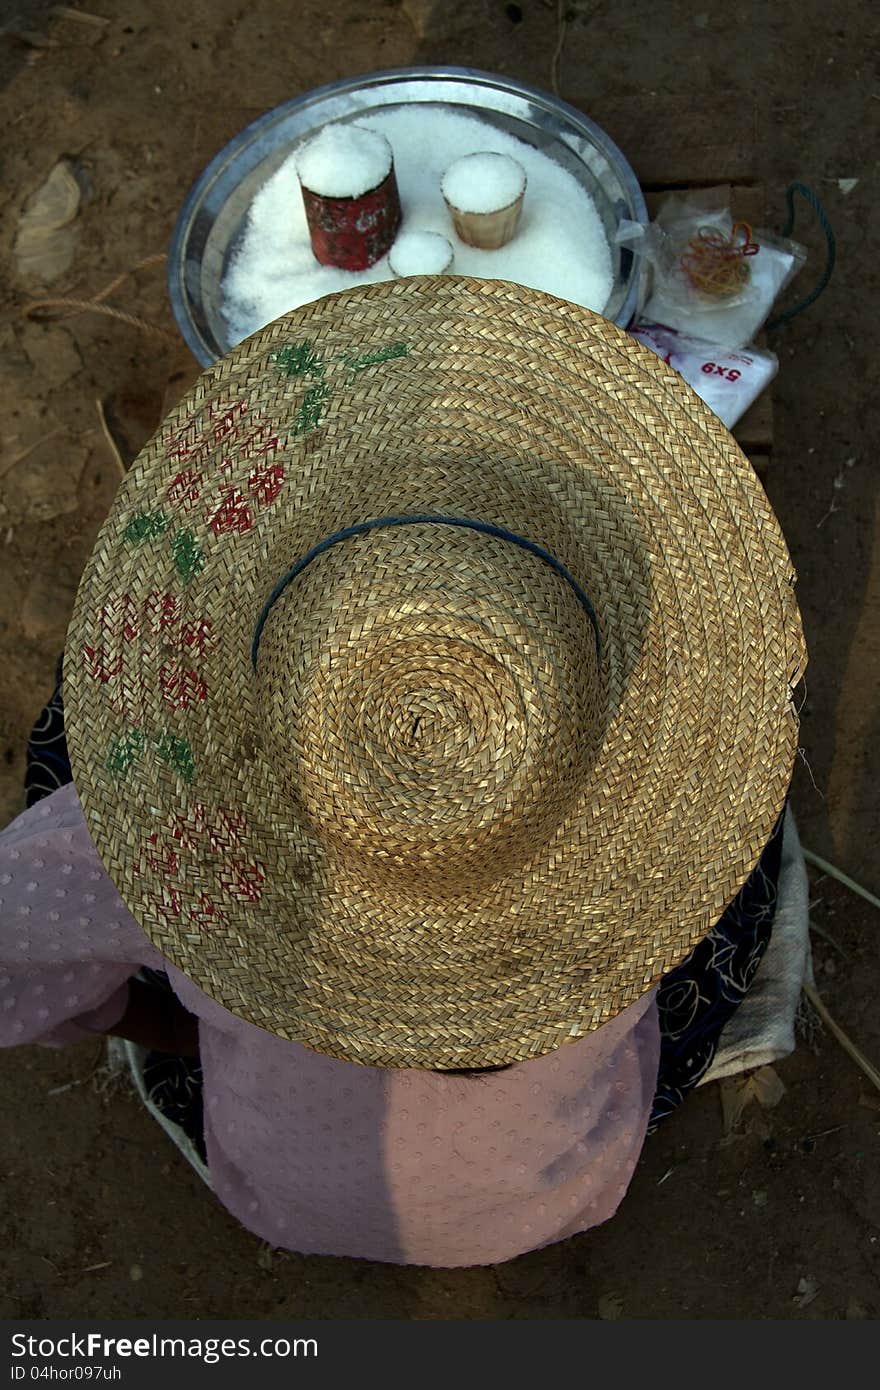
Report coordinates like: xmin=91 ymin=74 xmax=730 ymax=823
xmin=65 ymin=276 xmax=806 ymax=1068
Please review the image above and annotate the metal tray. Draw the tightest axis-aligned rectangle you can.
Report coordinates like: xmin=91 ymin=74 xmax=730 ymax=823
xmin=168 ymin=66 xmax=647 ymax=365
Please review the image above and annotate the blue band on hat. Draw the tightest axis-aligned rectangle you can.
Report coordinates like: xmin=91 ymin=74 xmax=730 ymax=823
xmin=250 ymin=514 xmax=601 ymax=671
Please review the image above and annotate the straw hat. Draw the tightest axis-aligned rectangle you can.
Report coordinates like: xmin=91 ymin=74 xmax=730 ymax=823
xmin=65 ymin=277 xmax=806 ymax=1068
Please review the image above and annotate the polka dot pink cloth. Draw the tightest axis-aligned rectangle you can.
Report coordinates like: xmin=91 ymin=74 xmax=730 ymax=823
xmin=0 ymin=782 xmax=660 ymax=1266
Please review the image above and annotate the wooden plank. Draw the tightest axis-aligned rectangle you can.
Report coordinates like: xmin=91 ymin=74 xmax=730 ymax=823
xmin=563 ymin=93 xmax=758 ymax=188
xmin=644 ymin=185 xmax=766 ymax=224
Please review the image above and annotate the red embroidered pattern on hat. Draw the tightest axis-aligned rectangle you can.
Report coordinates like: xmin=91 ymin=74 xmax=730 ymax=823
xmin=82 ymin=644 xmax=124 ymax=686
xmin=207 ymin=435 xmax=285 ymax=536
xmin=87 ymin=596 xmax=140 ymax=645
xmin=143 ymin=591 xmax=182 ymax=634
xmin=162 ymin=399 xmax=285 ymax=538
xmin=171 ymin=802 xmax=237 ymax=852
xmin=169 ymin=803 xmax=266 ymax=907
xmin=81 ymin=596 xmax=141 ymax=715
xmin=130 ymin=806 xmax=262 ymax=934
xmin=218 ymin=860 xmax=266 ymax=904
xmin=83 ymin=595 xmax=215 ymax=705
xmin=189 ymin=892 xmax=231 ymax=931
xmin=134 ymin=806 xmax=254 ymax=931
xmin=159 ymin=665 xmax=209 ymax=711
xmin=180 ymin=618 xmax=214 ymax=657
xmin=208 ymin=486 xmax=254 ymax=536
xmin=248 ymin=459 xmax=284 ymax=506
xmin=140 ymin=831 xmax=181 ymax=878
xmin=167 ymin=468 xmax=203 ymax=511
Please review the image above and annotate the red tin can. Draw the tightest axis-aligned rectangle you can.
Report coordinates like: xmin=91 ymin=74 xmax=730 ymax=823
xmin=301 ymin=166 xmax=402 ymax=272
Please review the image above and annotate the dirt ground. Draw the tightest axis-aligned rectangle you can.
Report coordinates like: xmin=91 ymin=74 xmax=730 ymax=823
xmin=1 ymin=0 xmax=878 ymax=1320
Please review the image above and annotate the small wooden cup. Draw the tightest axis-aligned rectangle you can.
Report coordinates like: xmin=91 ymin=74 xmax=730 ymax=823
xmin=441 ymin=153 xmax=527 ymax=251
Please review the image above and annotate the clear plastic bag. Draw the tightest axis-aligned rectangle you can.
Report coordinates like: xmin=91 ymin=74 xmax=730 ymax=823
xmin=628 ymin=320 xmax=778 ymax=428
xmin=617 ymin=190 xmax=806 ymax=348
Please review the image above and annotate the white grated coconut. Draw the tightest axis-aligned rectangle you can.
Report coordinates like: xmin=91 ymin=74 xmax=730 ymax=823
xmin=222 ymin=105 xmax=614 ymax=345
xmin=389 ymin=230 xmax=454 ymax=276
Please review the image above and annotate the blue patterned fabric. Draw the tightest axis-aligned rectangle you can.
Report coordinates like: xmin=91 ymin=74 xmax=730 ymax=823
xmin=647 ymin=810 xmax=784 ymax=1131
xmin=25 ymin=666 xmax=784 ymax=1144
xmin=24 ymin=655 xmax=70 ymax=808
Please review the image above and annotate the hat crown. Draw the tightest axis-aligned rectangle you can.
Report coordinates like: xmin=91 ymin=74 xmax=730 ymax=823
xmin=254 ymin=518 xmax=603 ymax=892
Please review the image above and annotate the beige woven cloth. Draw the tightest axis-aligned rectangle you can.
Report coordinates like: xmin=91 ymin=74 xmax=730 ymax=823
xmin=65 ymin=276 xmax=806 ymax=1069
xmin=704 ymin=807 xmax=812 ymax=1083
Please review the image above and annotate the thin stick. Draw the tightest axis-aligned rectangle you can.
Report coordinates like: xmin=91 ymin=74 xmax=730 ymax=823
xmin=804 ymin=1124 xmax=844 ymax=1142
xmin=809 ymin=920 xmax=848 ymax=957
xmin=803 ymin=980 xmax=880 ymax=1094
xmin=95 ymin=398 xmax=127 ymax=479
xmin=803 ymin=848 xmax=880 ymax=912
xmin=796 ymin=747 xmax=823 ymax=796
xmin=50 ymin=6 xmax=110 ymax=23
xmin=551 ymin=0 xmax=567 ymax=96
xmin=0 ymin=426 xmax=64 ymax=479
xmin=47 ymin=1079 xmax=82 ymax=1096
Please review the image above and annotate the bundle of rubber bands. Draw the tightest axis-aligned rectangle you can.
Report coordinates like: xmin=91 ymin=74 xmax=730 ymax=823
xmin=615 ymin=192 xmax=807 ymax=348
xmin=680 ymin=221 xmax=761 ymax=299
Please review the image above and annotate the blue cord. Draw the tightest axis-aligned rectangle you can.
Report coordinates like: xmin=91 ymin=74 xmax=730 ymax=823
xmin=251 ymin=515 xmax=602 ymax=670
xmin=765 ymin=182 xmax=836 ymax=331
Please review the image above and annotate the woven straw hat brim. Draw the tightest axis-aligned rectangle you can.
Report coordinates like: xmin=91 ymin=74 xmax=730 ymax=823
xmin=65 ymin=277 xmax=806 ymax=1068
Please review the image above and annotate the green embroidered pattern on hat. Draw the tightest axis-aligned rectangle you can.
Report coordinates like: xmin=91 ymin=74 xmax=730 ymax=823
xmin=171 ymin=529 xmax=206 ymax=583
xmin=106 ymin=728 xmax=195 ymax=784
xmin=294 ymin=381 xmax=333 ymax=435
xmin=155 ymin=730 xmax=196 ymax=783
xmin=269 ymin=337 xmax=409 ymax=437
xmin=270 ymin=341 xmax=325 ymax=380
xmin=124 ymin=512 xmax=204 ymax=584
xmin=340 ymin=341 xmax=408 ymax=381
xmin=124 ymin=510 xmax=170 ymax=543
xmin=106 ymin=729 xmax=147 ymax=780
xmin=271 ymin=339 xmax=409 ymax=381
